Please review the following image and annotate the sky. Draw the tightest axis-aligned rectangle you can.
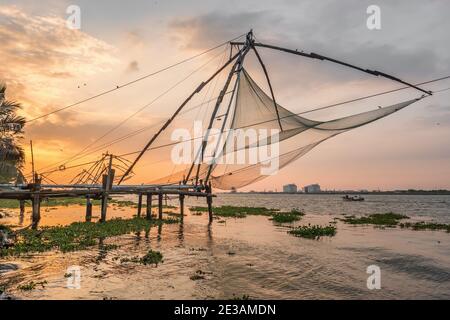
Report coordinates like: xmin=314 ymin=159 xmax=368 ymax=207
xmin=1 ymin=0 xmax=449 ymax=191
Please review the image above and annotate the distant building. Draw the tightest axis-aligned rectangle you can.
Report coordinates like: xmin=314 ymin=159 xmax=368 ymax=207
xmin=283 ymin=184 xmax=298 ymax=193
xmin=303 ymin=184 xmax=321 ymax=193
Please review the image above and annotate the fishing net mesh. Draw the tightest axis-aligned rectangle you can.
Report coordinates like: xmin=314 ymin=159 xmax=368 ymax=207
xmin=150 ymin=67 xmax=422 ymax=190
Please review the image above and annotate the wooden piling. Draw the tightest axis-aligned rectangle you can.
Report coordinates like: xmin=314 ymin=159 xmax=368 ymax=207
xmin=206 ymin=182 xmax=213 ymax=222
xmin=179 ymin=194 xmax=185 ymax=220
xmin=85 ymin=196 xmax=92 ymax=222
xmin=137 ymin=193 xmax=143 ymax=217
xmin=31 ymin=174 xmax=41 ymax=229
xmin=100 ymin=155 xmax=115 ymax=222
xmin=100 ymin=174 xmax=108 ymax=222
xmin=158 ymin=192 xmax=163 ymax=220
xmin=19 ymin=200 xmax=25 ymax=217
xmin=146 ymin=193 xmax=152 ymax=220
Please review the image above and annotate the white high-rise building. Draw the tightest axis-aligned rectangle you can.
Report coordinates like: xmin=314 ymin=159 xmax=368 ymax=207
xmin=303 ymin=184 xmax=321 ymax=193
xmin=283 ymin=184 xmax=298 ymax=193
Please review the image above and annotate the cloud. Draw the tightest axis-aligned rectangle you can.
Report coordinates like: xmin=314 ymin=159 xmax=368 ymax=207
xmin=168 ymin=11 xmax=282 ymax=50
xmin=0 ymin=5 xmax=119 ymax=120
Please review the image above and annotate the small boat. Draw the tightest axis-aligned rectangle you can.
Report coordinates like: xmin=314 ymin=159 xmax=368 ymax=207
xmin=343 ymin=195 xmax=365 ymax=202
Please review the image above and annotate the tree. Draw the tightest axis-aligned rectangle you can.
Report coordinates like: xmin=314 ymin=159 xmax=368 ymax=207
xmin=0 ymin=83 xmax=26 ymax=184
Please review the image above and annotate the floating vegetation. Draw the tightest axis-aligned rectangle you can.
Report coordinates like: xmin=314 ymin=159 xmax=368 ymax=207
xmin=270 ymin=208 xmax=305 ymax=223
xmin=189 ymin=247 xmax=207 ymax=252
xmin=0 ymin=198 xmax=144 ymax=209
xmin=189 ymin=274 xmax=205 ymax=280
xmin=0 ymin=218 xmax=177 ymax=257
xmin=340 ymin=212 xmax=409 ymax=226
xmin=0 ymin=199 xmax=28 ymax=209
xmin=120 ymin=250 xmax=163 ymax=266
xmin=399 ymin=222 xmax=450 ymax=232
xmin=189 ymin=205 xmax=277 ymax=218
xmin=111 ymin=200 xmax=137 ymax=208
xmin=141 ymin=250 xmax=163 ymax=266
xmin=288 ymin=224 xmax=336 ymax=239
xmin=17 ymin=280 xmax=47 ymax=291
xmin=231 ymin=294 xmax=251 ymax=300
xmin=99 ymin=244 xmax=119 ymax=251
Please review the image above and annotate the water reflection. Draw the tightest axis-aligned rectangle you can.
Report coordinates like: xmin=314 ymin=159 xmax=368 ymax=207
xmin=2 ymin=194 xmax=450 ymax=300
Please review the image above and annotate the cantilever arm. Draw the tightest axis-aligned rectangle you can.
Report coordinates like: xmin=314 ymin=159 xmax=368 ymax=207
xmin=118 ymin=48 xmax=244 ymax=184
xmin=230 ymin=41 xmax=433 ymax=96
xmin=251 ymin=44 xmax=284 ymax=131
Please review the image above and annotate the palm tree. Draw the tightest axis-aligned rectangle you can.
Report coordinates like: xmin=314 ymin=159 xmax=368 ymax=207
xmin=0 ymin=83 xmax=26 ymax=184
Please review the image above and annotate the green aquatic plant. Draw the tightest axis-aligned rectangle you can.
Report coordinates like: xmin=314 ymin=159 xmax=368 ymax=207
xmin=288 ymin=224 xmax=336 ymax=239
xmin=0 ymin=217 xmax=177 ymax=257
xmin=17 ymin=280 xmax=47 ymax=291
xmin=189 ymin=205 xmax=278 ymax=218
xmin=141 ymin=250 xmax=163 ymax=266
xmin=340 ymin=212 xmax=409 ymax=226
xmin=270 ymin=209 xmax=305 ymax=223
xmin=399 ymin=221 xmax=450 ymax=232
xmin=0 ymin=198 xmax=144 ymax=209
xmin=120 ymin=250 xmax=163 ymax=266
xmin=189 ymin=274 xmax=205 ymax=281
xmin=231 ymin=294 xmax=251 ymax=300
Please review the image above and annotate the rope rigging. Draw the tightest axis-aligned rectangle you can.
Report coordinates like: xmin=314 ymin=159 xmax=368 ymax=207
xmin=25 ymin=33 xmax=246 ymax=123
xmin=26 ymin=31 xmax=450 ymax=188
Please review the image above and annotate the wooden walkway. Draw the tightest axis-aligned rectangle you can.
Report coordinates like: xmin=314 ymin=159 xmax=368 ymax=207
xmin=0 ymin=172 xmax=215 ymax=229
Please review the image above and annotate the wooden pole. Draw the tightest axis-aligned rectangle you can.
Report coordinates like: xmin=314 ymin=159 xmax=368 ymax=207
xmin=137 ymin=193 xmax=143 ymax=218
xmin=31 ymin=174 xmax=41 ymax=229
xmin=146 ymin=193 xmax=152 ymax=220
xmin=179 ymin=194 xmax=185 ymax=220
xmin=19 ymin=200 xmax=25 ymax=217
xmin=118 ymin=49 xmax=244 ymax=185
xmin=158 ymin=192 xmax=163 ymax=220
xmin=206 ymin=182 xmax=213 ymax=222
xmin=30 ymin=140 xmax=35 ymax=184
xmin=100 ymin=155 xmax=114 ymax=222
xmin=85 ymin=195 xmax=92 ymax=222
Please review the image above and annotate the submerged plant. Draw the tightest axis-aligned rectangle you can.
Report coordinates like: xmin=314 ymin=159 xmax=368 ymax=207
xmin=270 ymin=208 xmax=305 ymax=223
xmin=140 ymin=250 xmax=163 ymax=266
xmin=288 ymin=224 xmax=336 ymax=239
xmin=399 ymin=221 xmax=450 ymax=232
xmin=1 ymin=217 xmax=176 ymax=257
xmin=120 ymin=250 xmax=163 ymax=266
xmin=17 ymin=280 xmax=47 ymax=291
xmin=340 ymin=212 xmax=409 ymax=226
xmin=189 ymin=205 xmax=278 ymax=218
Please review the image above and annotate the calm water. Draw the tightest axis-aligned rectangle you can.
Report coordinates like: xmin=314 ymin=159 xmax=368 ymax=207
xmin=1 ymin=194 xmax=450 ymax=299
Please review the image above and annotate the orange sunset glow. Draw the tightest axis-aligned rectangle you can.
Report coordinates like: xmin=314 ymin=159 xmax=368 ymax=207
xmin=1 ymin=1 xmax=449 ymax=191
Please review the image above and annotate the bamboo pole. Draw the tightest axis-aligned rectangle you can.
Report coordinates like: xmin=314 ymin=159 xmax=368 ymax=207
xmin=146 ymin=193 xmax=152 ymax=220
xmin=100 ymin=155 xmax=114 ymax=222
xmin=137 ymin=193 xmax=143 ymax=217
xmin=31 ymin=174 xmax=41 ymax=229
xmin=179 ymin=194 xmax=185 ymax=220
xmin=206 ymin=182 xmax=213 ymax=222
xmin=19 ymin=200 xmax=25 ymax=217
xmin=85 ymin=196 xmax=92 ymax=222
xmin=158 ymin=192 xmax=163 ymax=220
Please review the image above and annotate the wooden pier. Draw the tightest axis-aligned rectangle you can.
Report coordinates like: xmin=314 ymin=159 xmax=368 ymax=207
xmin=0 ymin=171 xmax=215 ymax=229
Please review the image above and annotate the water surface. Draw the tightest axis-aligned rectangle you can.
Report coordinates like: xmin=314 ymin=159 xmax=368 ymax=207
xmin=1 ymin=194 xmax=449 ymax=299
